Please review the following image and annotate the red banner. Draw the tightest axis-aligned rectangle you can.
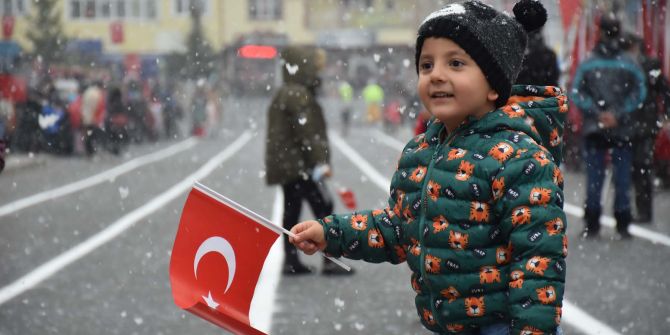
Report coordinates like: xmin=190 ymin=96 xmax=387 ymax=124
xmin=558 ymin=0 xmax=582 ymax=31
xmin=110 ymin=21 xmax=124 ymax=44
xmin=170 ymin=184 xmax=280 ymax=335
xmin=2 ymin=16 xmax=14 ymax=39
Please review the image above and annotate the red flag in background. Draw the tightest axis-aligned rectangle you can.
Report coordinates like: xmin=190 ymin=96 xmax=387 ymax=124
xmin=337 ymin=187 xmax=357 ymax=210
xmin=170 ymin=183 xmax=280 ymax=335
xmin=558 ymin=0 xmax=582 ymax=31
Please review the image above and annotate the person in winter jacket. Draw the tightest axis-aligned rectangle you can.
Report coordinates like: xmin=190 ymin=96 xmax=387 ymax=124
xmin=516 ymin=29 xmax=560 ymax=87
xmin=622 ymin=32 xmax=670 ymax=223
xmin=570 ymin=14 xmax=647 ymax=239
xmin=265 ymin=46 xmax=353 ymax=276
xmin=81 ymin=81 xmax=106 ymax=155
xmin=290 ymin=1 xmax=567 ymax=334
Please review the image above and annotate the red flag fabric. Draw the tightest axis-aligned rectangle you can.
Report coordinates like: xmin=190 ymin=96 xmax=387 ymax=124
xmin=558 ymin=0 xmax=582 ymax=31
xmin=337 ymin=187 xmax=357 ymax=210
xmin=170 ymin=183 xmax=280 ymax=335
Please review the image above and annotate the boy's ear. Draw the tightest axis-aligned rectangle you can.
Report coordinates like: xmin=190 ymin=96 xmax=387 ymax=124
xmin=487 ymin=89 xmax=499 ymax=102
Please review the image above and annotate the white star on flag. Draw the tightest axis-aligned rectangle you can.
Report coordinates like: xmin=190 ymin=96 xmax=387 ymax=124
xmin=202 ymin=291 xmax=219 ymax=309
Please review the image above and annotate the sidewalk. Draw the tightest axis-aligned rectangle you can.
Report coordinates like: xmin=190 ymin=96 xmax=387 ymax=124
xmin=2 ymin=153 xmax=47 ymax=174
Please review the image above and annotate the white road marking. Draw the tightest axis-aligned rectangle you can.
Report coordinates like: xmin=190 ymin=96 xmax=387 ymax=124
xmin=331 ymin=130 xmax=621 ymax=335
xmin=0 ymin=138 xmax=198 ymax=218
xmin=562 ymin=203 xmax=670 ymax=246
xmin=0 ymin=132 xmax=251 ymax=305
xmin=249 ymin=188 xmax=284 ymax=332
xmin=373 ymin=128 xmax=670 ymax=247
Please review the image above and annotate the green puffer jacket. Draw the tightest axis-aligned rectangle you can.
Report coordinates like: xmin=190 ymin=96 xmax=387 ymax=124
xmin=320 ymin=85 xmax=568 ymax=335
xmin=265 ymin=46 xmax=329 ymax=185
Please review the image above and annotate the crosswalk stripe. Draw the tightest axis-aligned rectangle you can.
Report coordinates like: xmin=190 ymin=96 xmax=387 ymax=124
xmin=0 ymin=137 xmax=198 ymax=218
xmin=0 ymin=132 xmax=251 ymax=305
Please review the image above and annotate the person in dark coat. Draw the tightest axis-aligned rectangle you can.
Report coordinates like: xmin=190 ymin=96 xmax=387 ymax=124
xmin=515 ymin=29 xmax=560 ymax=87
xmin=623 ymin=32 xmax=670 ymax=223
xmin=265 ymin=46 xmax=352 ymax=275
xmin=570 ymin=14 xmax=647 ymax=239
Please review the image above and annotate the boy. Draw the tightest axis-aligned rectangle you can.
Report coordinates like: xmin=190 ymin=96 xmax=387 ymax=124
xmin=291 ymin=1 xmax=566 ymax=334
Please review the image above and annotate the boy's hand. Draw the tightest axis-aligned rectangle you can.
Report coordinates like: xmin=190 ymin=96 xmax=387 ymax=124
xmin=289 ymin=220 xmax=327 ymax=255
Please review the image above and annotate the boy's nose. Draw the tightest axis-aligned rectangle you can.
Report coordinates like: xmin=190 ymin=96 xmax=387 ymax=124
xmin=430 ymin=65 xmax=448 ymax=82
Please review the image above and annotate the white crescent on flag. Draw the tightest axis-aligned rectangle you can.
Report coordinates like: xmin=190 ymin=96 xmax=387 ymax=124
xmin=193 ymin=236 xmax=236 ymax=293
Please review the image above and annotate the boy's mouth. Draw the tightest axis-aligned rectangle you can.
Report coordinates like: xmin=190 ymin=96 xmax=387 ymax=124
xmin=430 ymin=92 xmax=454 ymax=98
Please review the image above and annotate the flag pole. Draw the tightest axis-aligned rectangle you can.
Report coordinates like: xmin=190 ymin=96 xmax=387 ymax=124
xmin=193 ymin=181 xmax=351 ymax=272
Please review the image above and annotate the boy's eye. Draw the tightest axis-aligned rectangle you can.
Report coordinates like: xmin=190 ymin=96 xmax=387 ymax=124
xmin=449 ymin=60 xmax=464 ymax=67
xmin=420 ymin=62 xmax=433 ymax=71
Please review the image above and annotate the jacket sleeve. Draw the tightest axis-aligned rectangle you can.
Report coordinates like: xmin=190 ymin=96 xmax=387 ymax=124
xmin=493 ymin=149 xmax=566 ymax=334
xmin=569 ymin=61 xmax=596 ymax=115
xmin=659 ymin=73 xmax=670 ymax=120
xmin=620 ymin=59 xmax=648 ymax=115
xmin=284 ymin=86 xmax=330 ymax=167
xmin=318 ymin=175 xmax=407 ymax=265
xmin=0 ymin=138 xmax=5 ymax=173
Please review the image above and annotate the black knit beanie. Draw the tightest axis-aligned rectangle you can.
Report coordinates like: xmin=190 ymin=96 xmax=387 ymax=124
xmin=415 ymin=0 xmax=547 ymax=107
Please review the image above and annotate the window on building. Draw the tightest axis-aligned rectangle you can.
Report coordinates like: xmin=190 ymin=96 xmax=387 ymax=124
xmin=2 ymin=0 xmax=11 ymax=16
xmin=249 ymin=0 xmax=282 ymax=21
xmin=116 ymin=0 xmax=126 ymax=18
xmin=129 ymin=0 xmax=140 ymax=18
xmin=0 ymin=0 xmax=28 ymax=16
xmin=85 ymin=0 xmax=96 ymax=18
xmin=70 ymin=0 xmax=82 ymax=18
xmin=101 ymin=0 xmax=111 ymax=18
xmin=146 ymin=0 xmax=157 ymax=19
xmin=174 ymin=0 xmax=208 ymax=16
xmin=67 ymin=0 xmax=157 ymax=20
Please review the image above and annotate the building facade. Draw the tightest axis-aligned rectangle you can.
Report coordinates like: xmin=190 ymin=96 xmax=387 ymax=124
xmin=3 ymin=0 xmax=450 ymax=56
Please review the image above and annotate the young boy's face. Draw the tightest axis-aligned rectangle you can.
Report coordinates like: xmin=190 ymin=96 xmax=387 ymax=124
xmin=417 ymin=38 xmax=499 ymax=130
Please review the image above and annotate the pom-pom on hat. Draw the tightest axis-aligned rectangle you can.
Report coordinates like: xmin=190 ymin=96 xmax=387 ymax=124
xmin=415 ymin=0 xmax=547 ymax=107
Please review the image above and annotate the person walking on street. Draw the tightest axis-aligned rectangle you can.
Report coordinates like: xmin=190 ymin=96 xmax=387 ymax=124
xmin=570 ymin=14 xmax=647 ymax=239
xmin=362 ymin=81 xmax=384 ymax=124
xmin=290 ymin=1 xmax=566 ymax=333
xmin=81 ymin=81 xmax=106 ymax=155
xmin=622 ymin=32 xmax=670 ymax=224
xmin=265 ymin=46 xmax=353 ymax=276
xmin=515 ymin=28 xmax=560 ymax=87
xmin=338 ymin=80 xmax=354 ymax=135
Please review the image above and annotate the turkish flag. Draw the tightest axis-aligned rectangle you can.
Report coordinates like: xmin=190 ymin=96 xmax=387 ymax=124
xmin=2 ymin=16 xmax=14 ymax=39
xmin=110 ymin=21 xmax=123 ymax=44
xmin=170 ymin=183 xmax=280 ymax=335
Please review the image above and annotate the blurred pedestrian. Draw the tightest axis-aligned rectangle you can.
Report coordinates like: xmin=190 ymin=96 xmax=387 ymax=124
xmin=160 ymin=83 xmax=182 ymax=140
xmin=622 ymin=32 xmax=670 ymax=223
xmin=0 ymin=90 xmax=15 ymax=144
xmin=38 ymin=79 xmax=73 ymax=155
xmin=105 ymin=86 xmax=129 ymax=155
xmin=570 ymin=14 xmax=647 ymax=239
xmin=191 ymin=79 xmax=208 ymax=137
xmin=382 ymin=96 xmax=402 ymax=133
xmin=290 ymin=1 xmax=567 ymax=334
xmin=515 ymin=29 xmax=560 ymax=87
xmin=81 ymin=81 xmax=106 ymax=155
xmin=12 ymin=87 xmax=42 ymax=153
xmin=126 ymin=79 xmax=151 ymax=142
xmin=338 ymin=80 xmax=353 ymax=135
xmin=265 ymin=46 xmax=352 ymax=276
xmin=362 ymin=80 xmax=384 ymax=123
xmin=0 ymin=90 xmax=12 ymax=172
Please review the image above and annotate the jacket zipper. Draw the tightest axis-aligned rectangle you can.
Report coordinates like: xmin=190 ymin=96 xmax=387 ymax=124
xmin=418 ymin=126 xmax=462 ymax=310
